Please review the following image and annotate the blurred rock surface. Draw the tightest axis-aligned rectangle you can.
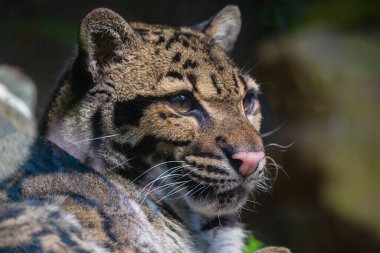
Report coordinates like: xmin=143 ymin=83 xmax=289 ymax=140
xmin=251 ymin=28 xmax=380 ymax=252
xmin=0 ymin=65 xmax=36 ymax=179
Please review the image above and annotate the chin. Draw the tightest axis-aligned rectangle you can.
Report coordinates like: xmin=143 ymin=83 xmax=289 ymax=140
xmin=185 ymin=187 xmax=249 ymax=216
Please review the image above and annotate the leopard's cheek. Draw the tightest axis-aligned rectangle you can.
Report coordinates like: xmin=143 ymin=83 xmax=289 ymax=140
xmin=138 ymin=103 xmax=197 ymax=148
xmin=247 ymin=112 xmax=262 ymax=132
xmin=246 ymin=101 xmax=262 ymax=131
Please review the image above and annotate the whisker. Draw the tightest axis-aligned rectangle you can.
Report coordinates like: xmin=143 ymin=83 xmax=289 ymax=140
xmin=69 ymin=134 xmax=120 ymax=145
xmin=158 ymin=181 xmax=191 ymax=202
xmin=108 ymin=157 xmax=135 ymax=171
xmin=187 ymin=184 xmax=207 ymax=199
xmin=266 ymin=156 xmax=289 ymax=179
xmin=135 ymin=165 xmax=192 ymax=204
xmin=240 ymin=205 xmax=259 ymax=212
xmin=196 ymin=184 xmax=211 ymax=198
xmin=142 ymin=165 xmax=197 ymax=198
xmin=183 ymin=184 xmax=203 ymax=200
xmin=261 ymin=121 xmax=287 ymax=138
xmin=176 ymin=182 xmax=204 ymax=200
xmin=239 ymin=62 xmax=258 ymax=75
xmin=264 ymin=148 xmax=288 ymax=152
xmin=130 ymin=160 xmax=185 ymax=184
xmin=264 ymin=140 xmax=297 ymax=150
xmin=141 ymin=180 xmax=189 ymax=204
xmin=245 ymin=199 xmax=262 ymax=206
xmin=137 ymin=166 xmax=184 ymax=195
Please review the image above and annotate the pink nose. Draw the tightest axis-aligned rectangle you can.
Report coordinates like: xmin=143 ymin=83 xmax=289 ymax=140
xmin=232 ymin=151 xmax=265 ymax=177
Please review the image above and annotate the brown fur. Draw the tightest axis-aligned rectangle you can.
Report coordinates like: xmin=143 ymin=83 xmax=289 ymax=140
xmin=0 ymin=138 xmax=193 ymax=252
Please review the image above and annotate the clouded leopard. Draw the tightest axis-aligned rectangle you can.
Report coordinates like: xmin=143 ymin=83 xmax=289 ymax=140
xmin=0 ymin=5 xmax=290 ymax=253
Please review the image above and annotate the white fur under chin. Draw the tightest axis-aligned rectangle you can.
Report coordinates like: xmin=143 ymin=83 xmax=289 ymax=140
xmin=197 ymin=226 xmax=246 ymax=253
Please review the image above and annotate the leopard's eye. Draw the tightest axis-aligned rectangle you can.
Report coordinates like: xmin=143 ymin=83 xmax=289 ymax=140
xmin=168 ymin=94 xmax=193 ymax=113
xmin=242 ymin=91 xmax=256 ymax=114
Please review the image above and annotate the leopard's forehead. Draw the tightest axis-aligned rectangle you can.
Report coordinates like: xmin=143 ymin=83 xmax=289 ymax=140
xmin=107 ymin=22 xmax=258 ymax=102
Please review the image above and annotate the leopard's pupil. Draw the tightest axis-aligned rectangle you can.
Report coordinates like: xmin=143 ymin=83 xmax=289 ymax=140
xmin=243 ymin=93 xmax=253 ymax=113
xmin=169 ymin=95 xmax=192 ymax=113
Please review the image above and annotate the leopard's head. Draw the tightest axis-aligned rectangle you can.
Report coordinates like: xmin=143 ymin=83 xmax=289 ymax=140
xmin=45 ymin=6 xmax=267 ymax=216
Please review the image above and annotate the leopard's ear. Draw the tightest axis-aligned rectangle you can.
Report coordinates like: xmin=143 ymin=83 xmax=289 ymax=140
xmin=194 ymin=5 xmax=241 ymax=52
xmin=79 ymin=8 xmax=138 ymax=74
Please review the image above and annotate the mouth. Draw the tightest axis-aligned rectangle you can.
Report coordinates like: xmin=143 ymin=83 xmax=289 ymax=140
xmin=169 ymin=159 xmax=266 ymax=216
xmin=183 ymin=179 xmax=249 ymax=216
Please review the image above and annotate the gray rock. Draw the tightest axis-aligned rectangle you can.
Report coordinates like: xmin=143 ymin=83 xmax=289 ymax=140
xmin=0 ymin=65 xmax=36 ymax=180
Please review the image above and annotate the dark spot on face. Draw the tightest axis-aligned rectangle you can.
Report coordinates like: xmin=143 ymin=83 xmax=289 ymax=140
xmin=156 ymin=35 xmax=165 ymax=45
xmin=155 ymin=49 xmax=160 ymax=55
xmin=166 ymin=71 xmax=183 ymax=80
xmin=183 ymin=59 xmax=198 ymax=69
xmin=135 ymin=28 xmax=150 ymax=36
xmin=182 ymin=32 xmax=196 ymax=38
xmin=172 ymin=52 xmax=182 ymax=63
xmin=165 ymin=32 xmax=180 ymax=50
xmin=187 ymin=73 xmax=197 ymax=91
xmin=159 ymin=112 xmax=167 ymax=119
xmin=163 ymin=139 xmax=192 ymax=147
xmin=215 ymin=136 xmax=227 ymax=146
xmin=210 ymin=73 xmax=222 ymax=95
xmin=182 ymin=40 xmax=190 ymax=47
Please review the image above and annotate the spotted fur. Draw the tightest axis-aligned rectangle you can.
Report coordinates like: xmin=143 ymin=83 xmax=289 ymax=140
xmin=1 ymin=137 xmax=193 ymax=252
xmin=0 ymin=6 xmax=290 ymax=253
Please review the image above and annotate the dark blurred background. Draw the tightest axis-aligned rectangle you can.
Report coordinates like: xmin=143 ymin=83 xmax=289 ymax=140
xmin=1 ymin=0 xmax=380 ymax=252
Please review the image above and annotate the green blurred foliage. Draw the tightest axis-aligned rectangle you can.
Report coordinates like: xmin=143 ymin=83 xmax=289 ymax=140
xmin=0 ymin=19 xmax=76 ymax=46
xmin=303 ymin=0 xmax=380 ymax=28
xmin=243 ymin=233 xmax=265 ymax=253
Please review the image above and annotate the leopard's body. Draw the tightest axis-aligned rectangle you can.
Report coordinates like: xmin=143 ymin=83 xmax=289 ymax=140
xmin=0 ymin=6 xmax=290 ymax=253
xmin=1 ymin=137 xmax=193 ymax=252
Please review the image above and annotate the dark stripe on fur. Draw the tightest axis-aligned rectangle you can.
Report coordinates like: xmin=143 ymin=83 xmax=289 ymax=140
xmin=187 ymin=73 xmax=197 ymax=92
xmin=163 ymin=139 xmax=191 ymax=147
xmin=91 ymin=109 xmax=103 ymax=151
xmin=113 ymin=97 xmax=154 ymax=127
xmin=64 ymin=192 xmax=118 ymax=242
xmin=156 ymin=35 xmax=165 ymax=45
xmin=238 ymin=75 xmax=248 ymax=91
xmin=184 ymin=170 xmax=220 ymax=184
xmin=232 ymin=74 xmax=240 ymax=94
xmin=166 ymin=71 xmax=183 ymax=80
xmin=135 ymin=28 xmax=150 ymax=36
xmin=185 ymin=159 xmax=229 ymax=176
xmin=210 ymin=74 xmax=222 ymax=95
xmin=165 ymin=32 xmax=180 ymax=50
xmin=183 ymin=59 xmax=198 ymax=69
xmin=205 ymin=165 xmax=230 ymax=176
xmin=187 ymin=152 xmax=222 ymax=160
